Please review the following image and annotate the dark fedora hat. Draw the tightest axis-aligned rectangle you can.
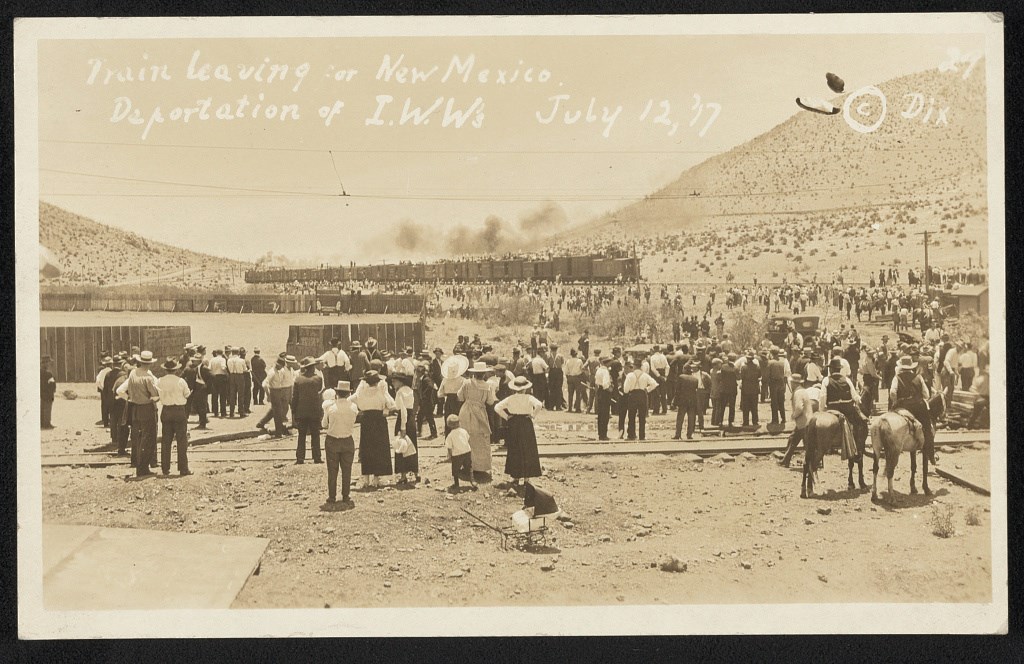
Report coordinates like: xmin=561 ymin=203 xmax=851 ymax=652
xmin=162 ymin=358 xmax=181 ymax=372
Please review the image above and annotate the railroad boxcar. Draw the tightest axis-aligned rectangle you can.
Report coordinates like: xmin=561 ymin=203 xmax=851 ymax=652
xmin=570 ymin=256 xmax=593 ymax=281
xmin=521 ymin=261 xmax=536 ymax=280
xmin=535 ymin=260 xmax=553 ymax=280
xmin=479 ymin=261 xmax=493 ymax=281
xmin=552 ymin=257 xmax=570 ymax=280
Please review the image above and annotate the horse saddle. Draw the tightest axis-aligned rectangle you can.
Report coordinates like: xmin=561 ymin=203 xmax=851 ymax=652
xmin=893 ymin=408 xmax=920 ymax=437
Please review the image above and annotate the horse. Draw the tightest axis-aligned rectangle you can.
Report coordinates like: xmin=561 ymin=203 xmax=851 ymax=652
xmin=800 ymin=410 xmax=868 ymax=498
xmin=870 ymin=410 xmax=927 ymax=504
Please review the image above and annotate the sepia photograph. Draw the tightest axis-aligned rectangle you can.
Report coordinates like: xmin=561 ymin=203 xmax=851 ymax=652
xmin=15 ymin=13 xmax=1006 ymax=637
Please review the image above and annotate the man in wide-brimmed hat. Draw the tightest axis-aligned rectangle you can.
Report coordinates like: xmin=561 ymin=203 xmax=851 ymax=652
xmin=349 ymin=340 xmax=370 ymax=393
xmin=291 ymin=357 xmax=324 ymax=464
xmin=250 ymin=347 xmax=267 ymax=407
xmin=115 ymin=350 xmax=161 ymax=477
xmin=592 ymin=355 xmax=614 ymax=440
xmin=889 ymin=355 xmax=936 ymax=463
xmin=157 ymin=358 xmax=192 ymax=476
xmin=207 ymin=348 xmax=229 ymax=418
xmin=780 ymin=372 xmax=822 ymax=467
xmin=226 ymin=346 xmax=248 ymax=419
xmin=258 ymin=353 xmax=296 ymax=437
xmin=672 ymin=360 xmax=701 ymax=441
xmin=95 ymin=355 xmax=114 ymax=428
xmin=321 ymin=380 xmax=358 ymax=505
xmin=819 ymin=357 xmax=868 ymax=466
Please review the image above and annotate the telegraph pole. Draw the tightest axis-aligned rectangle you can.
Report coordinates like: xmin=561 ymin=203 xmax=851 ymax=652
xmin=917 ymin=230 xmax=930 ymax=292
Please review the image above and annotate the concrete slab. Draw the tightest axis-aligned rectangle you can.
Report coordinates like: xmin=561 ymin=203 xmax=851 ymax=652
xmin=43 ymin=524 xmax=99 ymax=576
xmin=43 ymin=524 xmax=268 ymax=610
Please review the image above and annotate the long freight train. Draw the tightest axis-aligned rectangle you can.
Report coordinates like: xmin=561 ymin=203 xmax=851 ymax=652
xmin=245 ymin=256 xmax=640 ymax=284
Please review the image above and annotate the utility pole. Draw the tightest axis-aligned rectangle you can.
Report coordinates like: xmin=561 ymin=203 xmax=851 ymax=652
xmin=917 ymin=230 xmax=930 ymax=292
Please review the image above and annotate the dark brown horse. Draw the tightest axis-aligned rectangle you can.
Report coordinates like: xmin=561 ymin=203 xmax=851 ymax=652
xmin=800 ymin=411 xmax=868 ymax=498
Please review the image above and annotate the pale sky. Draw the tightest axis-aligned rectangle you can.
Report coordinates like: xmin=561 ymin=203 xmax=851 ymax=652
xmin=37 ymin=32 xmax=986 ymax=263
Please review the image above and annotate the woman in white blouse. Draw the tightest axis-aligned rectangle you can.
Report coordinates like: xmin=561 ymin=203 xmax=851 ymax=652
xmin=458 ymin=362 xmax=495 ymax=482
xmin=391 ymin=372 xmax=419 ymax=485
xmin=348 ymin=370 xmax=395 ymax=489
xmin=494 ymin=376 xmax=544 ymax=487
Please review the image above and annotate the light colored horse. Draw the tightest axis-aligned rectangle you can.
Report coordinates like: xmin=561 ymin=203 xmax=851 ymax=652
xmin=870 ymin=409 xmax=931 ymax=504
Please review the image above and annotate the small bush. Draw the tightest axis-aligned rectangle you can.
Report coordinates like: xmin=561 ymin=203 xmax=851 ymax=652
xmin=931 ymin=504 xmax=956 ymax=538
xmin=965 ymin=506 xmax=982 ymax=526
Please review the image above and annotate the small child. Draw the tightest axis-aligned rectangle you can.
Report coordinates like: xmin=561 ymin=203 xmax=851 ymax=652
xmin=444 ymin=414 xmax=476 ymax=493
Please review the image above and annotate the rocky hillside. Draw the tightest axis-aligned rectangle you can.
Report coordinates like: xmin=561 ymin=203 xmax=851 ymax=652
xmin=39 ymin=202 xmax=250 ymax=288
xmin=557 ymin=63 xmax=988 ymax=282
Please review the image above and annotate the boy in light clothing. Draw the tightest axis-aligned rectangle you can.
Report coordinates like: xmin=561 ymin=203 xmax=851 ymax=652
xmin=444 ymin=414 xmax=476 ymax=493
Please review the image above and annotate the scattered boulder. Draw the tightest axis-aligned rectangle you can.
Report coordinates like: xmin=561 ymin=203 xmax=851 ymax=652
xmin=659 ymin=556 xmax=688 ymax=573
xmin=540 ymin=564 xmax=555 ymax=572
xmin=234 ymin=503 xmax=248 ymax=509
xmin=804 ymin=518 xmax=814 ymax=525
xmin=562 ymin=522 xmax=575 ymax=529
xmin=710 ymin=453 xmax=735 ymax=463
xmin=739 ymin=452 xmax=757 ymax=461
xmin=446 ymin=570 xmax=464 ymax=578
xmin=939 ymin=445 xmax=957 ymax=454
xmin=818 ymin=574 xmax=828 ymax=583
xmin=741 ymin=561 xmax=752 ymax=570
xmin=816 ymin=507 xmax=832 ymax=516
xmin=598 ymin=534 xmax=612 ymax=542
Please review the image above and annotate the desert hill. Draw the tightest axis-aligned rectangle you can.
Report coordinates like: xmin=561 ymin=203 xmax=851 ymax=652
xmin=554 ymin=63 xmax=989 ymax=283
xmin=39 ymin=202 xmax=250 ymax=289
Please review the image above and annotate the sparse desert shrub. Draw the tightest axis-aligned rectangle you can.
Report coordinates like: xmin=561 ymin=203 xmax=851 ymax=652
xmin=965 ymin=506 xmax=982 ymax=526
xmin=931 ymin=504 xmax=956 ymax=538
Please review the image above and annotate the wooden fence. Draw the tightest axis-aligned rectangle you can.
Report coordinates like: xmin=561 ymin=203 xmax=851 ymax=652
xmin=39 ymin=293 xmax=425 ymax=315
xmin=286 ymin=323 xmax=425 ymax=362
xmin=40 ymin=326 xmax=192 ymax=383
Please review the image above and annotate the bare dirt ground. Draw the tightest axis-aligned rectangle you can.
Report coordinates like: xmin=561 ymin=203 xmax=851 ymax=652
xmin=40 ymin=444 xmax=992 ymax=608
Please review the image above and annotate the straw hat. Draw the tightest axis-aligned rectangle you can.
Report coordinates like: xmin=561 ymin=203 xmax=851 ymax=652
xmin=137 ymin=350 xmax=157 ymax=365
xmin=467 ymin=361 xmax=491 ymax=375
xmin=509 ymin=376 xmax=533 ymax=392
xmin=897 ymin=355 xmax=918 ymax=371
xmin=336 ymin=381 xmax=351 ymax=394
xmin=441 ymin=354 xmax=470 ymax=378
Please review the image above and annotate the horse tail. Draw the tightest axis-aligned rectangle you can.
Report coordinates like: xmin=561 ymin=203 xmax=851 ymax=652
xmin=879 ymin=417 xmax=899 ymax=479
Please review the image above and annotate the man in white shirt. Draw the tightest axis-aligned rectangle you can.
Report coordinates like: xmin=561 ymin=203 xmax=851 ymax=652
xmin=564 ymin=349 xmax=586 ymax=413
xmin=207 ymin=350 xmax=229 ymax=417
xmin=622 ymin=366 xmax=658 ymax=440
xmin=321 ymin=381 xmax=359 ymax=504
xmin=226 ymin=347 xmax=248 ymax=418
xmin=648 ymin=345 xmax=670 ymax=415
xmin=529 ymin=350 xmax=550 ymax=407
xmin=318 ymin=338 xmax=352 ymax=391
xmin=780 ymin=374 xmax=821 ymax=467
xmin=157 ymin=359 xmax=192 ymax=476
xmin=258 ymin=355 xmax=297 ymax=437
xmin=958 ymin=342 xmax=978 ymax=392
xmin=95 ymin=356 xmax=113 ymax=428
xmin=593 ymin=356 xmax=613 ymax=441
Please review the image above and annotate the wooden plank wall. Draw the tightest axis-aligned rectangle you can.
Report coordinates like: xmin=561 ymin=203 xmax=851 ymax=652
xmin=40 ymin=326 xmax=191 ymax=383
xmin=40 ymin=293 xmax=425 ymax=315
xmin=286 ymin=322 xmax=424 ymax=362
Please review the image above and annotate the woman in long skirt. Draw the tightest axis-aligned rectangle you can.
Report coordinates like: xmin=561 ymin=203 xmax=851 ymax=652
xmin=494 ymin=376 xmax=544 ymax=487
xmin=458 ymin=362 xmax=495 ymax=481
xmin=391 ymin=372 xmax=419 ymax=484
xmin=348 ymin=370 xmax=394 ymax=489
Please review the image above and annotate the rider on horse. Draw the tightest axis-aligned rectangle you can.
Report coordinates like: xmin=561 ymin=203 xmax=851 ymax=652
xmin=819 ymin=357 xmax=869 ymax=456
xmin=889 ymin=355 xmax=936 ymax=464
